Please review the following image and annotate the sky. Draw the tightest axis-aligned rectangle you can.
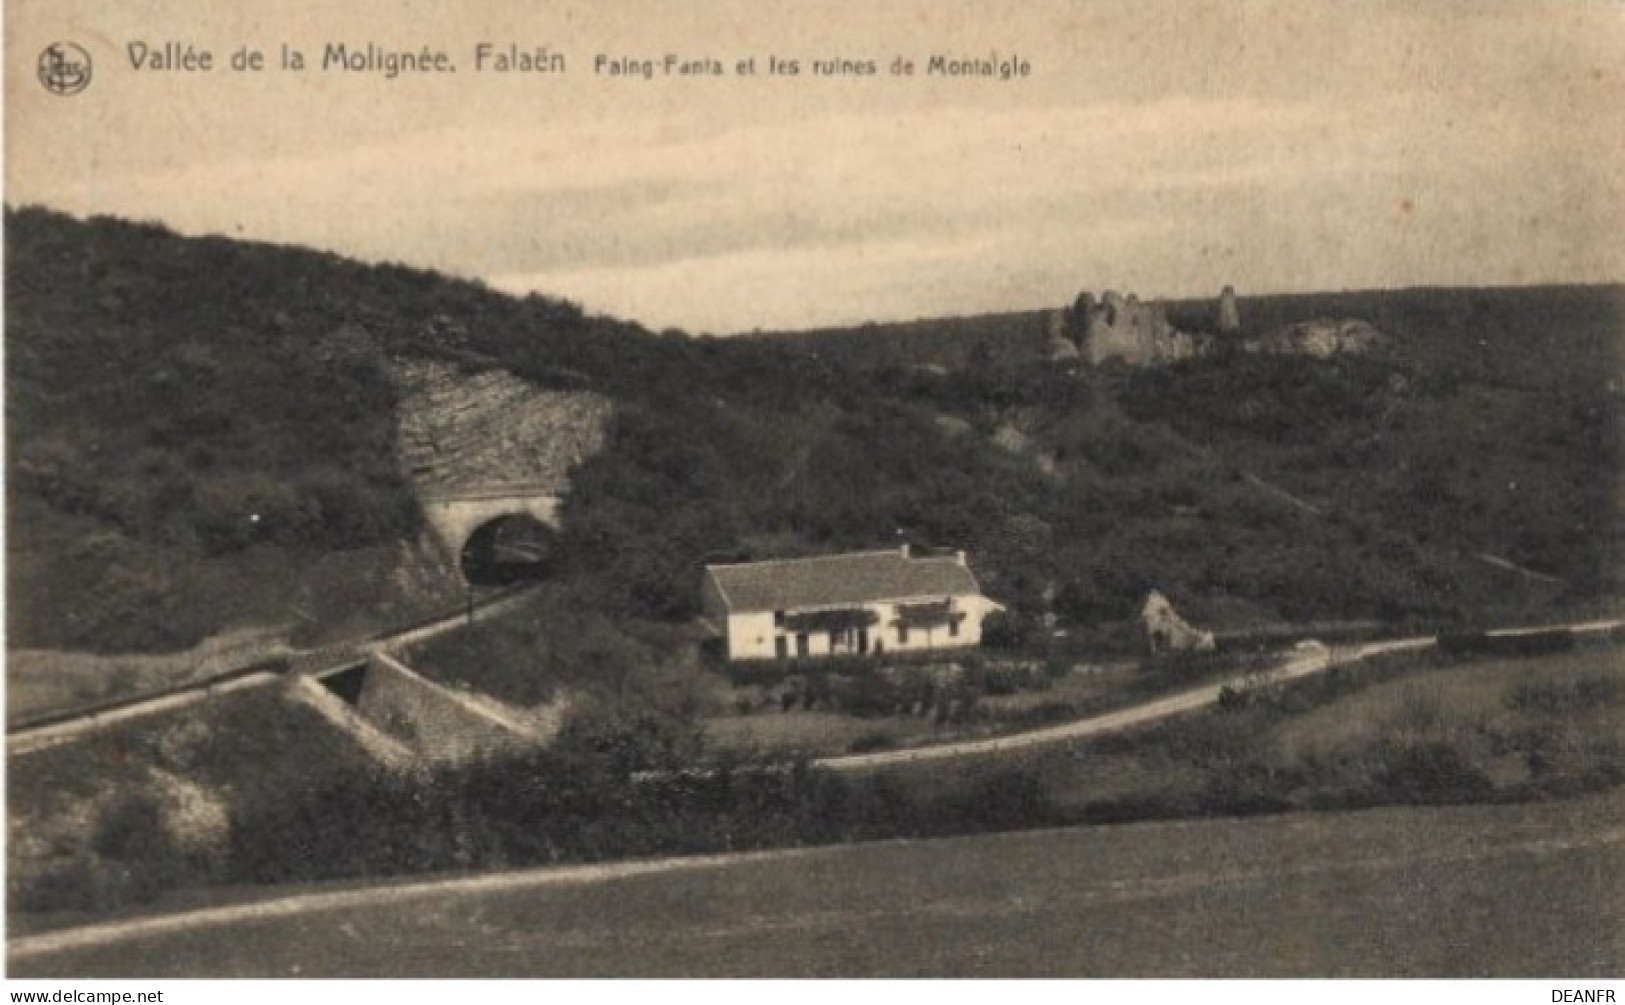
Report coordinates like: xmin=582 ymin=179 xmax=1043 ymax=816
xmin=7 ymin=0 xmax=1625 ymax=333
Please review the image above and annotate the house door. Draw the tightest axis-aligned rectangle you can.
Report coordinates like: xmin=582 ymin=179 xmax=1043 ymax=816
xmin=858 ymin=628 xmax=869 ymax=654
xmin=796 ymin=632 xmax=810 ymax=657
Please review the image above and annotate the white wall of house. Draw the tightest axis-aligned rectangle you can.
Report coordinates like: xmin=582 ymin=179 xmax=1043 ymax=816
xmin=724 ymin=594 xmax=1003 ymax=662
xmin=724 ymin=611 xmax=781 ymax=661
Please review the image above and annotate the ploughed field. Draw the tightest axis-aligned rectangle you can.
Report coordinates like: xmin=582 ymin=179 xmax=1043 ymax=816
xmin=13 ymin=791 xmax=1622 ymax=977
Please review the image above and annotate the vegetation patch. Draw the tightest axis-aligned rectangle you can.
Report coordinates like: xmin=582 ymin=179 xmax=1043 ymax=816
xmin=7 ymin=682 xmax=379 ymax=915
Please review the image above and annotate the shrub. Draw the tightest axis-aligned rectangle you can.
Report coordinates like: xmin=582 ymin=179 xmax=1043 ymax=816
xmin=1197 ymin=760 xmax=1299 ymax=817
xmin=992 ymin=699 xmax=1082 ymax=731
xmin=1439 ymin=630 xmax=1576 ymax=658
xmin=847 ymin=730 xmax=899 ymax=754
xmin=1373 ymin=738 xmax=1497 ymax=804
xmin=979 ymin=610 xmax=1031 ymax=650
xmin=727 ymin=661 xmax=788 ymax=689
xmin=929 ymin=768 xmax=1057 ymax=832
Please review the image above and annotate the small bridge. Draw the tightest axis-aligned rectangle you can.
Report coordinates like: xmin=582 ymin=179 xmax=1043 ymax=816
xmin=419 ymin=484 xmax=561 ymax=561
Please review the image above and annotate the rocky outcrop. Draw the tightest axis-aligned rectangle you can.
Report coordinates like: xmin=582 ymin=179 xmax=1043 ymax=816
xmin=394 ymin=360 xmax=612 ymax=496
xmin=1142 ymin=590 xmax=1216 ymax=655
xmin=1247 ymin=318 xmax=1384 ymax=358
xmin=144 ymin=767 xmax=230 ymax=861
xmin=992 ymin=423 xmax=1033 ymax=455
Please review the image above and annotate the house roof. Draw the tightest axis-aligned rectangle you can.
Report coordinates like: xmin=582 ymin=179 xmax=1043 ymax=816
xmin=705 ymin=548 xmax=985 ymax=613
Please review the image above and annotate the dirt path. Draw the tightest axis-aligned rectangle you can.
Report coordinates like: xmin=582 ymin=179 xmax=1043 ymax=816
xmin=813 ymin=640 xmax=1395 ymax=772
xmin=813 ymin=622 xmax=1620 ymax=772
xmin=13 ymin=794 xmax=1623 ymax=976
xmin=8 ymin=844 xmax=833 ymax=962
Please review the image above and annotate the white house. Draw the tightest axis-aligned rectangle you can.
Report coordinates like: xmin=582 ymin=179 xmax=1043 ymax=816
xmin=701 ymin=545 xmax=1004 ymax=662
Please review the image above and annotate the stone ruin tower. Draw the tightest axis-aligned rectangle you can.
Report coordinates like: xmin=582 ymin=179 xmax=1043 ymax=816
xmin=1054 ymin=287 xmax=1245 ymax=367
xmin=1072 ymin=290 xmax=1183 ymax=366
xmin=1217 ymin=285 xmax=1241 ymax=336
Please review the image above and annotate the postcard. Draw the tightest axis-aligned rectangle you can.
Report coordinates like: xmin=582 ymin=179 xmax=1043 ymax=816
xmin=6 ymin=0 xmax=1623 ymax=983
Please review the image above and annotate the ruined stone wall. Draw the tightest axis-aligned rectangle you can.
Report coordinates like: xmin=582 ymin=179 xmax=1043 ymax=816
xmin=1142 ymin=590 xmax=1216 ymax=654
xmin=1217 ymin=285 xmax=1241 ymax=335
xmin=1073 ymin=291 xmax=1204 ymax=366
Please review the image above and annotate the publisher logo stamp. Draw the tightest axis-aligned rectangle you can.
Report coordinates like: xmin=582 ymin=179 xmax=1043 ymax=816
xmin=38 ymin=42 xmax=93 ymax=96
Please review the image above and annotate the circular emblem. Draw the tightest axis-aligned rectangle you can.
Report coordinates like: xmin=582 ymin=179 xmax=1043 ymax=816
xmin=38 ymin=42 xmax=92 ymax=96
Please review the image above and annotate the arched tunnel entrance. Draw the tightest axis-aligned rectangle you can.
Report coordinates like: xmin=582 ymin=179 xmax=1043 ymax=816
xmin=459 ymin=514 xmax=558 ymax=585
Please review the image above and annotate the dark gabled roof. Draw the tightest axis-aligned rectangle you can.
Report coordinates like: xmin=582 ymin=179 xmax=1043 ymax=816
xmin=705 ymin=549 xmax=984 ymax=614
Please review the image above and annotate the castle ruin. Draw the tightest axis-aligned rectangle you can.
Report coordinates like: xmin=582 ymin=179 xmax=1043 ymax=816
xmin=1056 ymin=290 xmax=1204 ymax=366
xmin=1049 ymin=285 xmax=1382 ymax=368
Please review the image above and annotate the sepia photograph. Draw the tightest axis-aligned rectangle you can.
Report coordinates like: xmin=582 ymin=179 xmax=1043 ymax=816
xmin=4 ymin=0 xmax=1624 ymax=981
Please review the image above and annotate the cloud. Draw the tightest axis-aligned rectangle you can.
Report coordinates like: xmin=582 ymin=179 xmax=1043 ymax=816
xmin=22 ymin=85 xmax=1622 ymax=331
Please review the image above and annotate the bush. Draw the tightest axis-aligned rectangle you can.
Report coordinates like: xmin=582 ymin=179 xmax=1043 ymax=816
xmin=929 ymin=768 xmax=1057 ymax=832
xmin=726 ymin=661 xmax=788 ymax=689
xmin=991 ymin=699 xmax=1083 ymax=731
xmin=980 ymin=610 xmax=1031 ymax=650
xmin=847 ymin=730 xmax=899 ymax=754
xmin=1197 ymin=760 xmax=1299 ymax=817
xmin=13 ymin=790 xmax=221 ymax=914
xmin=1439 ymin=629 xmax=1576 ymax=658
xmin=1373 ymin=739 xmax=1497 ymax=804
xmin=1518 ymin=726 xmax=1625 ymax=796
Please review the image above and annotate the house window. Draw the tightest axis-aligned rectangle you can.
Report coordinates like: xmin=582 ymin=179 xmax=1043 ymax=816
xmin=796 ymin=632 xmax=810 ymax=657
xmin=948 ymin=618 xmax=959 ymax=638
xmin=774 ymin=610 xmax=786 ymax=628
xmin=897 ymin=625 xmax=910 ymax=645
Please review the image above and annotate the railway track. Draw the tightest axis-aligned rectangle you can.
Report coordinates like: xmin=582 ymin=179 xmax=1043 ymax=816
xmin=6 ymin=583 xmax=541 ymax=754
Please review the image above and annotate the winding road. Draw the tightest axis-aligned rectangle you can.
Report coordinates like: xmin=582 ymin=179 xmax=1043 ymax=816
xmin=8 ymin=617 xmax=1622 ymax=976
xmin=814 ymin=620 xmax=1624 ymax=771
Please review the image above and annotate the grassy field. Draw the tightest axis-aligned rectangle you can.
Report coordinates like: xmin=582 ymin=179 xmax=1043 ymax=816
xmin=856 ymin=640 xmax=1625 ymax=821
xmin=1273 ymin=646 xmax=1625 ymax=761
xmin=702 ymin=709 xmax=940 ymax=755
xmin=702 ymin=660 xmax=1137 ymax=757
xmin=6 ymin=627 xmax=292 ymax=727
xmin=12 ymin=792 xmax=1622 ymax=977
